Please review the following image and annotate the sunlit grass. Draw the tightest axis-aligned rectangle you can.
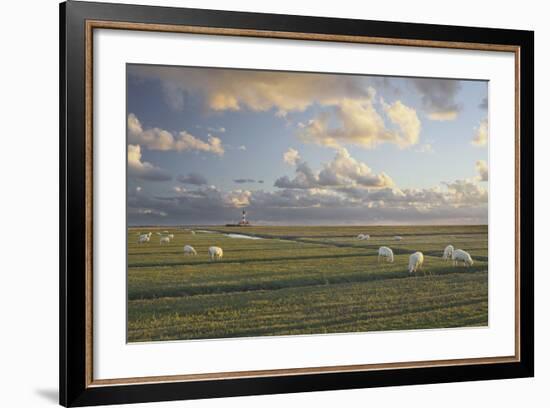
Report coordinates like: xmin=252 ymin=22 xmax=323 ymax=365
xmin=127 ymin=225 xmax=488 ymax=342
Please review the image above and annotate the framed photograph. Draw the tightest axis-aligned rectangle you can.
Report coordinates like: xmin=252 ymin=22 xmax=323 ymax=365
xmin=60 ymin=1 xmax=534 ymax=406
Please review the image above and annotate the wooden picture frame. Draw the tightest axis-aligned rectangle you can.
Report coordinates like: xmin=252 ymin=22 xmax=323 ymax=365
xmin=60 ymin=1 xmax=534 ymax=406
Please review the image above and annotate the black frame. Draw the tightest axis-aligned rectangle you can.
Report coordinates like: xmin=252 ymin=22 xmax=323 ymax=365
xmin=60 ymin=1 xmax=534 ymax=406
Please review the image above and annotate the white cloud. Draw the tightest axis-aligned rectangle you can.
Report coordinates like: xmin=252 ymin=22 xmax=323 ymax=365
xmin=127 ymin=144 xmax=172 ymax=182
xmin=476 ymin=160 xmax=488 ymax=181
xmin=472 ymin=119 xmax=488 ymax=147
xmin=382 ymin=100 xmax=421 ymax=147
xmin=129 ymin=67 xmax=425 ymax=151
xmin=298 ymin=95 xmax=421 ymax=150
xmin=174 ymin=132 xmax=224 ymax=155
xmin=223 ymin=190 xmax=252 ymax=208
xmin=128 ymin=113 xmax=224 ymax=156
xmin=415 ymin=143 xmax=434 ymax=153
xmin=283 ymin=148 xmax=301 ymax=166
xmin=238 ymin=145 xmax=247 ymax=151
xmin=275 ymin=148 xmax=394 ymax=190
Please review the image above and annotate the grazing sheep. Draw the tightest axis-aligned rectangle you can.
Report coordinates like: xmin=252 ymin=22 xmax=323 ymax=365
xmin=443 ymin=245 xmax=454 ymax=261
xmin=208 ymin=246 xmax=223 ymax=261
xmin=138 ymin=232 xmax=152 ymax=244
xmin=452 ymin=249 xmax=474 ymax=267
xmin=378 ymin=246 xmax=394 ymax=263
xmin=183 ymin=245 xmax=197 ymax=256
xmin=394 ymin=236 xmax=403 ymax=241
xmin=160 ymin=236 xmax=171 ymax=245
xmin=357 ymin=234 xmax=364 ymax=240
xmin=408 ymin=251 xmax=425 ymax=274
xmin=357 ymin=234 xmax=370 ymax=240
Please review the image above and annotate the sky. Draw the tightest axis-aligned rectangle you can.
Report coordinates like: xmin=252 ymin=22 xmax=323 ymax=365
xmin=127 ymin=64 xmax=489 ymax=226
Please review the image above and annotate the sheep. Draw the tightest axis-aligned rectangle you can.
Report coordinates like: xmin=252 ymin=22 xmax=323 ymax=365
xmin=137 ymin=232 xmax=152 ymax=244
xmin=394 ymin=236 xmax=403 ymax=241
xmin=452 ymin=249 xmax=474 ymax=267
xmin=378 ymin=246 xmax=394 ymax=263
xmin=183 ymin=245 xmax=197 ymax=256
xmin=443 ymin=245 xmax=454 ymax=261
xmin=208 ymin=246 xmax=223 ymax=261
xmin=357 ymin=234 xmax=364 ymax=240
xmin=408 ymin=251 xmax=425 ymax=274
xmin=160 ymin=236 xmax=171 ymax=245
xmin=357 ymin=234 xmax=370 ymax=240
xmin=168 ymin=234 xmax=174 ymax=239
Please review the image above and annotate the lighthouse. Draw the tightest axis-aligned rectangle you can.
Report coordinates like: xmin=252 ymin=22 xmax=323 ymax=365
xmin=238 ymin=209 xmax=250 ymax=226
xmin=226 ymin=209 xmax=251 ymax=226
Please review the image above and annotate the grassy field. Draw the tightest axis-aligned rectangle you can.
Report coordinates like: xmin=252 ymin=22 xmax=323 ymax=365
xmin=127 ymin=225 xmax=488 ymax=342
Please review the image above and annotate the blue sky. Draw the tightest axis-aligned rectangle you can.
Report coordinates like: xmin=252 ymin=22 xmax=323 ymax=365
xmin=127 ymin=64 xmax=488 ymax=226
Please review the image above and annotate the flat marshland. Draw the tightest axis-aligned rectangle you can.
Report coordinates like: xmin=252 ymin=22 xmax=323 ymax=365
xmin=127 ymin=225 xmax=488 ymax=342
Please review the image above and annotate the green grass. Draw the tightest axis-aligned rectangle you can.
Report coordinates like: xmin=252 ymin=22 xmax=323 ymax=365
xmin=127 ymin=225 xmax=488 ymax=342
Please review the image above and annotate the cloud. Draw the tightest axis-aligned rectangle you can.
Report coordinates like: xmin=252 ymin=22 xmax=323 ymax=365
xmin=238 ymin=145 xmax=247 ymax=151
xmin=298 ymin=97 xmax=421 ymax=149
xmin=128 ymin=178 xmax=488 ymax=226
xmin=443 ymin=179 xmax=488 ymax=204
xmin=172 ymin=186 xmax=186 ymax=193
xmin=129 ymin=67 xmax=426 ymax=151
xmin=283 ymin=148 xmax=301 ymax=166
xmin=476 ymin=160 xmax=488 ymax=181
xmin=275 ymin=148 xmax=394 ymax=190
xmin=223 ymin=190 xmax=252 ymax=208
xmin=128 ymin=65 xmax=370 ymax=115
xmin=233 ymin=179 xmax=264 ymax=184
xmin=128 ymin=113 xmax=224 ymax=155
xmin=177 ymin=173 xmax=208 ymax=185
xmin=412 ymin=78 xmax=462 ymax=120
xmin=127 ymin=144 xmax=172 ymax=181
xmin=472 ymin=118 xmax=488 ymax=146
xmin=175 ymin=132 xmax=224 ymax=155
xmin=415 ymin=143 xmax=434 ymax=153
xmin=479 ymin=97 xmax=488 ymax=110
xmin=382 ymin=100 xmax=421 ymax=146
xmin=207 ymin=126 xmax=226 ymax=133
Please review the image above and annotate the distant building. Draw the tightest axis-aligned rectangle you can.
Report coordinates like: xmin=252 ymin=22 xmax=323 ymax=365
xmin=226 ymin=209 xmax=251 ymax=227
xmin=238 ymin=210 xmax=250 ymax=225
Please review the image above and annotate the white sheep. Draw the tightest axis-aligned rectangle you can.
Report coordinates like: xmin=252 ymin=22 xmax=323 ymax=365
xmin=357 ymin=234 xmax=370 ymax=240
xmin=168 ymin=234 xmax=174 ymax=239
xmin=378 ymin=246 xmax=394 ymax=263
xmin=443 ymin=245 xmax=454 ymax=261
xmin=208 ymin=246 xmax=223 ymax=261
xmin=160 ymin=236 xmax=171 ymax=245
xmin=137 ymin=232 xmax=152 ymax=244
xmin=408 ymin=251 xmax=425 ymax=274
xmin=452 ymin=249 xmax=474 ymax=267
xmin=183 ymin=245 xmax=197 ymax=256
xmin=394 ymin=236 xmax=403 ymax=241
